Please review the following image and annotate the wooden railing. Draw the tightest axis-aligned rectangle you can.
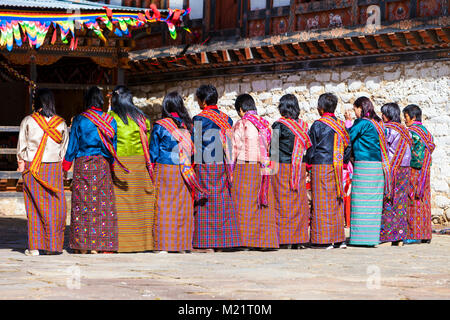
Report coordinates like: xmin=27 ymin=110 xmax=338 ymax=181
xmin=0 ymin=126 xmax=72 ymax=194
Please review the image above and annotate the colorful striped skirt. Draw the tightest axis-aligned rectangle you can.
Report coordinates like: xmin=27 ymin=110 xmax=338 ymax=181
xmin=23 ymin=161 xmax=67 ymax=252
xmin=271 ymin=163 xmax=309 ymax=244
xmin=310 ymin=164 xmax=346 ymax=244
xmin=349 ymin=161 xmax=384 ymax=246
xmin=153 ymin=163 xmax=194 ymax=251
xmin=69 ymin=156 xmax=118 ymax=252
xmin=112 ymin=155 xmax=156 ymax=253
xmin=193 ymin=164 xmax=241 ymax=248
xmin=407 ymin=168 xmax=432 ymax=240
xmin=231 ymin=163 xmax=279 ymax=248
xmin=380 ymin=166 xmax=410 ymax=242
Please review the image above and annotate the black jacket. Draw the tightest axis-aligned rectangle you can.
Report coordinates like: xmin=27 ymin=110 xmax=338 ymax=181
xmin=304 ymin=118 xmax=351 ymax=165
xmin=271 ymin=121 xmax=310 ymax=164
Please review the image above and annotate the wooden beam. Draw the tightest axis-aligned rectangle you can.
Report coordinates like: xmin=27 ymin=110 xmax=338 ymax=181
xmin=255 ymin=46 xmax=271 ymax=59
xmin=244 ymin=47 xmax=254 ymax=60
xmin=344 ymin=37 xmax=361 ymax=53
xmin=435 ymin=28 xmax=450 ymax=43
xmin=403 ymin=31 xmax=422 ymax=46
xmin=278 ymin=44 xmax=296 ymax=57
xmin=316 ymin=40 xmax=334 ymax=54
xmin=233 ymin=49 xmax=246 ymax=61
xmin=418 ymin=30 xmax=437 ymax=45
xmin=358 ymin=36 xmax=377 ymax=51
xmin=304 ymin=41 xmax=321 ymax=55
xmin=267 ymin=45 xmax=284 ymax=58
xmin=291 ymin=43 xmax=308 ymax=57
xmin=373 ymin=34 xmax=391 ymax=50
xmin=222 ymin=50 xmax=231 ymax=62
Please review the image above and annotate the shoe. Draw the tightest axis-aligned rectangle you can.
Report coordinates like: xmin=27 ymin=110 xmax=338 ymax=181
xmin=157 ymin=251 xmax=168 ymax=254
xmin=421 ymin=239 xmax=431 ymax=244
xmin=339 ymin=242 xmax=347 ymax=249
xmin=90 ymin=250 xmax=98 ymax=254
xmin=403 ymin=239 xmax=421 ymax=245
xmin=24 ymin=249 xmax=39 ymax=256
xmin=325 ymin=244 xmax=334 ymax=250
xmin=45 ymin=251 xmax=62 ymax=255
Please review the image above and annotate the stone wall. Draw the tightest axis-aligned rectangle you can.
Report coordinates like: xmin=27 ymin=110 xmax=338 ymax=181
xmin=131 ymin=60 xmax=450 ymax=219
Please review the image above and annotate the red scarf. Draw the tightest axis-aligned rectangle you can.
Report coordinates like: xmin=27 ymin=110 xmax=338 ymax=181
xmin=385 ymin=122 xmax=412 ymax=200
xmin=317 ymin=115 xmax=349 ymax=199
xmin=242 ymin=111 xmax=272 ymax=207
xmin=156 ymin=118 xmax=208 ymax=195
xmin=81 ymin=109 xmax=129 ymax=173
xmin=197 ymin=107 xmax=233 ymax=187
xmin=23 ymin=113 xmax=65 ymax=193
xmin=276 ymin=117 xmax=311 ymax=191
xmin=408 ymin=124 xmax=435 ymax=199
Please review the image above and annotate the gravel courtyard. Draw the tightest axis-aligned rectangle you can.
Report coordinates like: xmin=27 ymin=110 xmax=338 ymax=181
xmin=1 ymin=216 xmax=449 ymax=300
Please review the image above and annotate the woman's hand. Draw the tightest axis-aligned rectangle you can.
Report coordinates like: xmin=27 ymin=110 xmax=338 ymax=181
xmin=17 ymin=160 xmax=25 ymax=173
xmin=344 ymin=109 xmax=353 ymax=121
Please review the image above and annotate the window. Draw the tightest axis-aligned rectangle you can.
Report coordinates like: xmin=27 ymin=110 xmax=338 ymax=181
xmin=169 ymin=0 xmax=183 ymax=9
xmin=273 ymin=0 xmax=290 ymax=7
xmin=109 ymin=0 xmax=123 ymax=5
xmin=250 ymin=0 xmax=266 ymax=11
xmin=189 ymin=0 xmax=204 ymax=19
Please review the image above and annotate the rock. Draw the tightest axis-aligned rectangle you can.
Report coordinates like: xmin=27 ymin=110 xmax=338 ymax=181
xmin=384 ymin=70 xmax=401 ymax=81
xmin=435 ymin=196 xmax=450 ymax=209
xmin=252 ymin=80 xmax=267 ymax=92
xmin=365 ymin=76 xmax=381 ymax=91
xmin=348 ymin=80 xmax=362 ymax=91
xmin=309 ymin=82 xmax=324 ymax=95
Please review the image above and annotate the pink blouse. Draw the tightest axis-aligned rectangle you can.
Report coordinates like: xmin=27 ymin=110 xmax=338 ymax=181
xmin=231 ymin=118 xmax=264 ymax=162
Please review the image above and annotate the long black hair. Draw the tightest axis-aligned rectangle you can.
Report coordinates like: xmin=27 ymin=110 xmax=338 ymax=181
xmin=278 ymin=94 xmax=300 ymax=119
xmin=111 ymin=85 xmax=148 ymax=125
xmin=84 ymin=86 xmax=104 ymax=111
xmin=162 ymin=91 xmax=193 ymax=133
xmin=34 ymin=88 xmax=56 ymax=117
xmin=354 ymin=96 xmax=381 ymax=122
xmin=381 ymin=103 xmax=401 ymax=123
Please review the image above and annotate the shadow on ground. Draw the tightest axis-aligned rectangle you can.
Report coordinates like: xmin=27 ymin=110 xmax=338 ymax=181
xmin=0 ymin=216 xmax=70 ymax=253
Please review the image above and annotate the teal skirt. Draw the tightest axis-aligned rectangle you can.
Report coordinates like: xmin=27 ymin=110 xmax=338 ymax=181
xmin=349 ymin=161 xmax=384 ymax=246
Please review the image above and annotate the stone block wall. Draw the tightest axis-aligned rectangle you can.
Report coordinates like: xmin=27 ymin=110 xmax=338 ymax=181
xmin=131 ymin=60 xmax=450 ymax=218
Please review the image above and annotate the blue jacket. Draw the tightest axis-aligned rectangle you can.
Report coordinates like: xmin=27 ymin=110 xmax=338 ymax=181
xmin=64 ymin=108 xmax=117 ymax=164
xmin=192 ymin=108 xmax=233 ymax=164
xmin=349 ymin=118 xmax=384 ymax=162
xmin=149 ymin=116 xmax=189 ymax=165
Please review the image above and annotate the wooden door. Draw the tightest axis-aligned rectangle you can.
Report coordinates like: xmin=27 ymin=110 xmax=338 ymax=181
xmin=215 ymin=0 xmax=238 ymax=30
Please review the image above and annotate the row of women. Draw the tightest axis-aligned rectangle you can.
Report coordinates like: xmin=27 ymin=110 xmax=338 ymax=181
xmin=17 ymin=84 xmax=434 ymax=255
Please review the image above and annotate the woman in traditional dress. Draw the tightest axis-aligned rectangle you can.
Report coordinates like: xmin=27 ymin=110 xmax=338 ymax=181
xmin=347 ymin=97 xmax=390 ymax=247
xmin=230 ymin=94 xmax=279 ymax=250
xmin=109 ymin=86 xmax=155 ymax=253
xmin=402 ymin=104 xmax=435 ymax=245
xmin=271 ymin=94 xmax=311 ymax=249
xmin=191 ymin=84 xmax=241 ymax=252
xmin=305 ymin=93 xmax=351 ymax=250
xmin=150 ymin=91 xmax=206 ymax=253
xmin=17 ymin=88 xmax=69 ymax=256
xmin=63 ymin=86 xmax=121 ymax=254
xmin=379 ymin=103 xmax=412 ymax=246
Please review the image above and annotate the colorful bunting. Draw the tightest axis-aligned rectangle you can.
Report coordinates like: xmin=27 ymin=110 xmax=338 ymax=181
xmin=0 ymin=5 xmax=191 ymax=51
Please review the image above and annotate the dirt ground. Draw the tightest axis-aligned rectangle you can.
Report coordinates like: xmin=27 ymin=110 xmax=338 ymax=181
xmin=0 ymin=215 xmax=449 ymax=300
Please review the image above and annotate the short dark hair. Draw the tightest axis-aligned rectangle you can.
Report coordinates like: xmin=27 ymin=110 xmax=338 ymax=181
xmin=278 ymin=94 xmax=300 ymax=120
xmin=196 ymin=84 xmax=218 ymax=106
xmin=34 ymin=88 xmax=56 ymax=117
xmin=235 ymin=94 xmax=257 ymax=114
xmin=354 ymin=96 xmax=381 ymax=122
xmin=84 ymin=86 xmax=104 ymax=111
xmin=381 ymin=103 xmax=401 ymax=123
xmin=403 ymin=104 xmax=422 ymax=122
xmin=317 ymin=93 xmax=338 ymax=113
